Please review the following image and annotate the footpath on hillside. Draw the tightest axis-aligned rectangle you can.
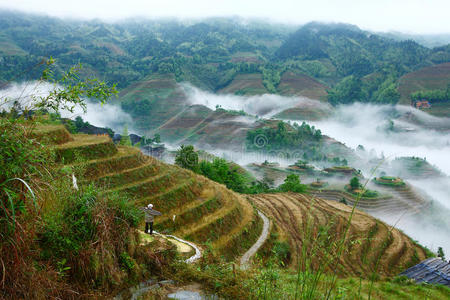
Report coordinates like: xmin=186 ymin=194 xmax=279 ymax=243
xmin=240 ymin=210 xmax=271 ymax=270
xmin=139 ymin=208 xmax=270 ymax=269
xmin=139 ymin=230 xmax=202 ymax=264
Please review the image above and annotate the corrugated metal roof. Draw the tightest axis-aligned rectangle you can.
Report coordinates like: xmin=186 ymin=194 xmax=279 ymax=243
xmin=399 ymin=258 xmax=450 ymax=287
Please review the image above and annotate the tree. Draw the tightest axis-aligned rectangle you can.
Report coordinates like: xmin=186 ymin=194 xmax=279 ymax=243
xmin=153 ymin=133 xmax=161 ymax=143
xmin=175 ymin=145 xmax=198 ymax=171
xmin=74 ymin=116 xmax=85 ymax=132
xmin=120 ymin=125 xmax=132 ymax=146
xmin=327 ymin=75 xmax=363 ymax=106
xmin=350 ymin=176 xmax=361 ymax=190
xmin=438 ymin=247 xmax=446 ymax=261
xmin=279 ymin=174 xmax=307 ymax=193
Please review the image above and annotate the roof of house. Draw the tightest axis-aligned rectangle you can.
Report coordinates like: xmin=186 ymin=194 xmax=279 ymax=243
xmin=399 ymin=258 xmax=450 ymax=287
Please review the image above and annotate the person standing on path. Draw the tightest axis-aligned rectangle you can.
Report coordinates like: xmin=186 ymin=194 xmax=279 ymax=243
xmin=143 ymin=204 xmax=161 ymax=235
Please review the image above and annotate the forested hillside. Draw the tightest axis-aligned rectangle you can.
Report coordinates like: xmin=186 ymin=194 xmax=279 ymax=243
xmin=1 ymin=11 xmax=449 ymax=108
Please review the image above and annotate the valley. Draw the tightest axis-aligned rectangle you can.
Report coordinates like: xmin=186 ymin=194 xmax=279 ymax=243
xmin=1 ymin=9 xmax=450 ymax=299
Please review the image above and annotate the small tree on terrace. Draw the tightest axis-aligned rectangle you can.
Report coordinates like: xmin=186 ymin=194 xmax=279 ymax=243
xmin=279 ymin=174 xmax=307 ymax=193
xmin=120 ymin=124 xmax=132 ymax=146
xmin=175 ymin=145 xmax=198 ymax=172
xmin=153 ymin=133 xmax=161 ymax=143
xmin=438 ymin=247 xmax=446 ymax=261
xmin=350 ymin=176 xmax=361 ymax=191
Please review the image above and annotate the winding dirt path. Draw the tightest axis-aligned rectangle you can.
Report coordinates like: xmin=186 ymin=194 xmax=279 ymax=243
xmin=154 ymin=231 xmax=202 ymax=263
xmin=240 ymin=210 xmax=270 ymax=270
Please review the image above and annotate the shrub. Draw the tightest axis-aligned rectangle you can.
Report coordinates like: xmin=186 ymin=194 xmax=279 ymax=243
xmin=175 ymin=145 xmax=199 ymax=171
xmin=39 ymin=185 xmax=143 ymax=260
xmin=350 ymin=176 xmax=361 ymax=190
xmin=278 ymin=174 xmax=307 ymax=193
xmin=119 ymin=252 xmax=135 ymax=272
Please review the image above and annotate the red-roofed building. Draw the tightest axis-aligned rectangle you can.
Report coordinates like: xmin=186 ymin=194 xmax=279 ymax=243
xmin=412 ymin=100 xmax=431 ymax=109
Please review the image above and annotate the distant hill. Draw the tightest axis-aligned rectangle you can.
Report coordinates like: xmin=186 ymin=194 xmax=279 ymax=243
xmin=398 ymin=62 xmax=450 ymax=104
xmin=0 ymin=11 xmax=449 ymax=112
xmin=378 ymin=31 xmax=450 ymax=48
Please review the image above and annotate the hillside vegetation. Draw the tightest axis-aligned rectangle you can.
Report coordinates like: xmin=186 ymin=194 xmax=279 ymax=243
xmin=2 ymin=119 xmax=448 ymax=299
xmin=1 ymin=11 xmax=450 ymax=132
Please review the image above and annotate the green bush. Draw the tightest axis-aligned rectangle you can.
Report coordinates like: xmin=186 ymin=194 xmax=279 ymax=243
xmin=278 ymin=174 xmax=307 ymax=193
xmin=39 ymin=185 xmax=98 ymax=259
xmin=119 ymin=252 xmax=135 ymax=272
xmin=39 ymin=185 xmax=142 ymax=260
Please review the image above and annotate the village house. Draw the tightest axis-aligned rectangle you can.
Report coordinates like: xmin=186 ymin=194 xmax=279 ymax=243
xmin=412 ymin=100 xmax=431 ymax=109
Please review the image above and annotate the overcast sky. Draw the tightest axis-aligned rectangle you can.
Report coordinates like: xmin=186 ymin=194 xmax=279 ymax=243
xmin=1 ymin=0 xmax=449 ymax=34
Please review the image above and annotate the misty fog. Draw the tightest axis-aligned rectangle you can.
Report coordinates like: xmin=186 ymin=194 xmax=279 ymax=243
xmin=310 ymin=103 xmax=450 ymax=174
xmin=181 ymin=83 xmax=330 ymax=118
xmin=0 ymin=81 xmax=133 ymax=132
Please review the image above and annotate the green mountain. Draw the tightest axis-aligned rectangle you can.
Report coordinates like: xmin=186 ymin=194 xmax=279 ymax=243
xmin=1 ymin=11 xmax=449 ymax=133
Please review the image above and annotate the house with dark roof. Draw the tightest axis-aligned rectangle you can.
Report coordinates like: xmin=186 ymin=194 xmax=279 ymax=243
xmin=399 ymin=257 xmax=450 ymax=287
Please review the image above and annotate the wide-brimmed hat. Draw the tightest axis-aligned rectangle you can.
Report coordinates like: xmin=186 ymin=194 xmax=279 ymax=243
xmin=147 ymin=204 xmax=153 ymax=209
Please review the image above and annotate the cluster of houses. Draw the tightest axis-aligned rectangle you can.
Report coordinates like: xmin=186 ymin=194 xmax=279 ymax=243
xmin=411 ymin=100 xmax=431 ymax=109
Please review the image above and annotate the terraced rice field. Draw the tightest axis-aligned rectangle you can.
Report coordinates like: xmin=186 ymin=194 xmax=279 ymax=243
xmin=250 ymin=193 xmax=429 ymax=278
xmin=38 ymin=125 xmax=430 ymax=276
xmin=47 ymin=125 xmax=261 ymax=261
xmin=310 ymin=185 xmax=430 ymax=218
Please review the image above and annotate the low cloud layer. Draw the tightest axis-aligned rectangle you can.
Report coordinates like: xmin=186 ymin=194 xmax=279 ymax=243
xmin=0 ymin=81 xmax=133 ymax=132
xmin=181 ymin=83 xmax=327 ymax=118
xmin=310 ymin=103 xmax=450 ymax=175
xmin=1 ymin=0 xmax=450 ymax=34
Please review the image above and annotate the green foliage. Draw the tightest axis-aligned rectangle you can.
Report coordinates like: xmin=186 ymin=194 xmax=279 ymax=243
xmin=37 ymin=59 xmax=118 ymax=113
xmin=153 ymin=133 xmax=161 ymax=143
xmin=278 ymin=174 xmax=307 ymax=193
xmin=198 ymin=158 xmax=247 ymax=193
xmin=245 ymin=180 xmax=272 ymax=194
xmin=176 ymin=146 xmax=274 ymax=194
xmin=272 ymin=240 xmax=291 ymax=263
xmin=175 ymin=145 xmax=199 ymax=171
xmin=327 ymin=75 xmax=363 ymax=105
xmin=350 ymin=176 xmax=361 ymax=190
xmin=0 ymin=119 xmax=52 ymax=233
xmin=246 ymin=121 xmax=322 ymax=152
xmin=39 ymin=184 xmax=142 ymax=260
xmin=261 ymin=67 xmax=281 ymax=93
xmin=119 ymin=252 xmax=135 ymax=272
xmin=39 ymin=185 xmax=97 ymax=258
xmin=0 ymin=12 xmax=443 ymax=110
xmin=120 ymin=124 xmax=132 ymax=146
xmin=372 ymin=77 xmax=401 ymax=104
xmin=140 ymin=133 xmax=162 ymax=146
xmin=0 ymin=120 xmax=50 ymax=182
xmin=411 ymin=84 xmax=450 ymax=103
xmin=437 ymin=247 xmax=446 ymax=261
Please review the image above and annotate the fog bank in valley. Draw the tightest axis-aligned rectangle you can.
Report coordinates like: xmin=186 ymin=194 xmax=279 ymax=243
xmin=311 ymin=103 xmax=450 ymax=174
xmin=0 ymin=81 xmax=133 ymax=132
xmin=181 ymin=83 xmax=331 ymax=118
